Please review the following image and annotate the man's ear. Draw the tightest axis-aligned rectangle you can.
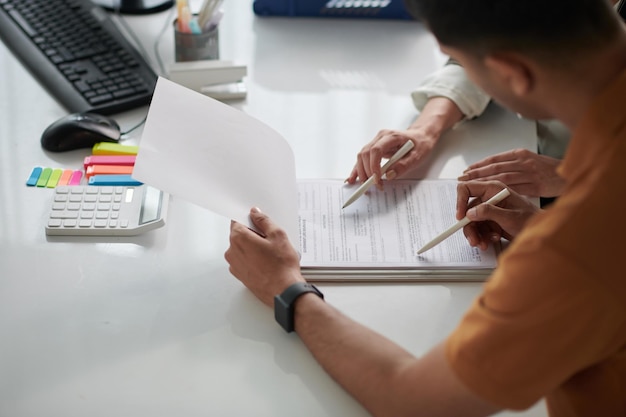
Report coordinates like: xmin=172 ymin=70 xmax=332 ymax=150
xmin=484 ymin=53 xmax=534 ymax=97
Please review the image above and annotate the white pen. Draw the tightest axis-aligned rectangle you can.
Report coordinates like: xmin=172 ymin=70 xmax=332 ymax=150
xmin=197 ymin=0 xmax=214 ymax=28
xmin=199 ymin=0 xmax=223 ymax=30
xmin=205 ymin=8 xmax=223 ymax=32
xmin=342 ymin=140 xmax=415 ymax=209
xmin=417 ymin=187 xmax=511 ymax=255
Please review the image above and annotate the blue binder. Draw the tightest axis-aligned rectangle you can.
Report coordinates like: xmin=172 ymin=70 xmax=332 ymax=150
xmin=253 ymin=0 xmax=414 ymax=20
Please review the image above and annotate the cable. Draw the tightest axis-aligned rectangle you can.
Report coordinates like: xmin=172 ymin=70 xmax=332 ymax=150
xmin=121 ymin=116 xmax=148 ymax=137
xmin=110 ymin=2 xmax=159 ymax=75
xmin=154 ymin=7 xmax=176 ymax=77
xmin=95 ymin=1 xmax=174 ymax=139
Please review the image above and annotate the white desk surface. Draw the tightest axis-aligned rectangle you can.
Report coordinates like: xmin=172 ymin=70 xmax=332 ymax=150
xmin=0 ymin=2 xmax=546 ymax=416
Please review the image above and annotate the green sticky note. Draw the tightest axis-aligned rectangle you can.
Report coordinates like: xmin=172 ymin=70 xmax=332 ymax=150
xmin=46 ymin=168 xmax=63 ymax=188
xmin=36 ymin=167 xmax=52 ymax=187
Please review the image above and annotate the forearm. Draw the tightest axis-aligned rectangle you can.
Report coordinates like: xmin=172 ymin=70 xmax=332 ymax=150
xmin=294 ymin=293 xmax=418 ymax=416
xmin=293 ymin=293 xmax=497 ymax=417
xmin=409 ymin=96 xmax=464 ymax=147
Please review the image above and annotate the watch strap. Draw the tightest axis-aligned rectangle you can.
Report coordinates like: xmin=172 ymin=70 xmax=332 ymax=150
xmin=274 ymin=282 xmax=324 ymax=333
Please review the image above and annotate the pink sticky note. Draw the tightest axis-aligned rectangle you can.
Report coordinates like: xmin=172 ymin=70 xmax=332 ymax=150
xmin=68 ymin=170 xmax=83 ymax=185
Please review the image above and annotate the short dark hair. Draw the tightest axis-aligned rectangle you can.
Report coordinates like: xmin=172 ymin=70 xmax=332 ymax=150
xmin=404 ymin=0 xmax=621 ymax=62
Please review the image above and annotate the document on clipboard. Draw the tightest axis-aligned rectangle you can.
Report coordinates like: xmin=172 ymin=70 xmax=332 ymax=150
xmin=133 ymin=78 xmax=498 ymax=283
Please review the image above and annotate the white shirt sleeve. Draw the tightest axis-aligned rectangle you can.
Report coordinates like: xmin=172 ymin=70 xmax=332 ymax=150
xmin=411 ymin=63 xmax=491 ymax=120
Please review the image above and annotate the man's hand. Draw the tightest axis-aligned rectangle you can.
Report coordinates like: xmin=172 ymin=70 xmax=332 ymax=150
xmin=456 ymin=181 xmax=541 ymax=250
xmin=225 ymin=207 xmax=305 ymax=307
xmin=458 ymin=148 xmax=565 ymax=197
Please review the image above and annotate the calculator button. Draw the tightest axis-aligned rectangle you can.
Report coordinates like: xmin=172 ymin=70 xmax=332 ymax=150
xmin=67 ymin=203 xmax=81 ymax=210
xmin=55 ymin=187 xmax=70 ymax=194
xmin=94 ymin=220 xmax=108 ymax=228
xmin=48 ymin=219 xmax=62 ymax=227
xmin=69 ymin=195 xmax=83 ymax=202
xmin=84 ymin=195 xmax=97 ymax=202
xmin=54 ymin=195 xmax=68 ymax=202
xmin=96 ymin=212 xmax=109 ymax=219
xmin=79 ymin=220 xmax=92 ymax=227
xmin=98 ymin=195 xmax=112 ymax=202
xmin=110 ymin=212 xmax=119 ymax=219
xmin=50 ymin=212 xmax=78 ymax=219
xmin=109 ymin=220 xmax=118 ymax=227
xmin=120 ymin=219 xmax=129 ymax=228
xmin=112 ymin=203 xmax=121 ymax=211
xmin=124 ymin=188 xmax=134 ymax=202
xmin=82 ymin=203 xmax=96 ymax=211
xmin=85 ymin=188 xmax=99 ymax=194
xmin=70 ymin=186 xmax=85 ymax=194
xmin=99 ymin=187 xmax=113 ymax=194
xmin=80 ymin=212 xmax=94 ymax=219
xmin=97 ymin=203 xmax=111 ymax=211
xmin=52 ymin=203 xmax=66 ymax=210
xmin=63 ymin=219 xmax=77 ymax=227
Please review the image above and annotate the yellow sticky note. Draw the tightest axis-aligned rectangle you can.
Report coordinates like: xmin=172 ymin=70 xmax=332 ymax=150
xmin=92 ymin=143 xmax=139 ymax=155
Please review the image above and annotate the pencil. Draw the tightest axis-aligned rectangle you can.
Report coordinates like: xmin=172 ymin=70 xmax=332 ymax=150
xmin=417 ymin=188 xmax=511 ymax=255
xmin=342 ymin=140 xmax=414 ymax=209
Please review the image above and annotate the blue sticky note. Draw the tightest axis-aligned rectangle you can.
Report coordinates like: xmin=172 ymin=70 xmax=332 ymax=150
xmin=26 ymin=167 xmax=43 ymax=186
xmin=88 ymin=175 xmax=143 ymax=186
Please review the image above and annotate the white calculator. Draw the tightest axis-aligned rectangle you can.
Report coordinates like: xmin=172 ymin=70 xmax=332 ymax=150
xmin=45 ymin=185 xmax=169 ymax=236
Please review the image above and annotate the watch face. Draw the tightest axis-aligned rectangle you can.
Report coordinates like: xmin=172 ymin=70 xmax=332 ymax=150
xmin=274 ymin=294 xmax=295 ymax=333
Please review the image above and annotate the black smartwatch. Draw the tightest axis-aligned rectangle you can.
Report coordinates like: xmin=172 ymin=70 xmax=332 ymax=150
xmin=274 ymin=282 xmax=324 ymax=333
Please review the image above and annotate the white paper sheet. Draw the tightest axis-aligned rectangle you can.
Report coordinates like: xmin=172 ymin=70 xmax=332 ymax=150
xmin=298 ymin=179 xmax=497 ymax=269
xmin=132 ymin=77 xmax=300 ymax=246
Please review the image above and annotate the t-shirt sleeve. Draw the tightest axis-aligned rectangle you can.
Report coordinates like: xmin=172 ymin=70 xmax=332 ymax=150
xmin=445 ymin=238 xmax=625 ymax=410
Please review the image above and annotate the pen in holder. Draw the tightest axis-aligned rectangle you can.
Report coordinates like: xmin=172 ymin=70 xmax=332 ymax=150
xmin=174 ymin=15 xmax=219 ymax=62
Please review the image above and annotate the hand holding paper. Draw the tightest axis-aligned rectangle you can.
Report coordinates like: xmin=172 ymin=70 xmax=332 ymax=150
xmin=132 ymin=77 xmax=300 ymax=246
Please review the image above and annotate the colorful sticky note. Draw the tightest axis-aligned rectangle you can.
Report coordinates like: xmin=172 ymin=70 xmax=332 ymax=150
xmin=26 ymin=167 xmax=43 ymax=186
xmin=68 ymin=170 xmax=83 ymax=185
xmin=58 ymin=169 xmax=73 ymax=186
xmin=36 ymin=168 xmax=53 ymax=187
xmin=92 ymin=143 xmax=139 ymax=155
xmin=46 ymin=169 xmax=63 ymax=188
xmin=85 ymin=164 xmax=134 ymax=178
xmin=88 ymin=174 xmax=143 ymax=186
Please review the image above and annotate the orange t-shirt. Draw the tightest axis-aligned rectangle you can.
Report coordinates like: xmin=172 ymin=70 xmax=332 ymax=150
xmin=446 ymin=69 xmax=626 ymax=416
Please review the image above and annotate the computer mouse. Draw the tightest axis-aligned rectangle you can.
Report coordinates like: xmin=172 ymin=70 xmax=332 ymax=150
xmin=41 ymin=112 xmax=121 ymax=152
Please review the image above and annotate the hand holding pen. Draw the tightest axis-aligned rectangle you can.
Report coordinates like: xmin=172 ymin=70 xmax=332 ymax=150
xmin=343 ymin=140 xmax=414 ymax=208
xmin=437 ymin=180 xmax=541 ymax=252
xmin=418 ymin=187 xmax=511 ymax=255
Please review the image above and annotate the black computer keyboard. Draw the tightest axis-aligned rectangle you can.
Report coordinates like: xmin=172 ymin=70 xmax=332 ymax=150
xmin=0 ymin=0 xmax=158 ymax=115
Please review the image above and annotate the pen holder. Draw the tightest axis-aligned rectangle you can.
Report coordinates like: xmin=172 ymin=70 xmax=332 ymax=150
xmin=174 ymin=19 xmax=219 ymax=62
